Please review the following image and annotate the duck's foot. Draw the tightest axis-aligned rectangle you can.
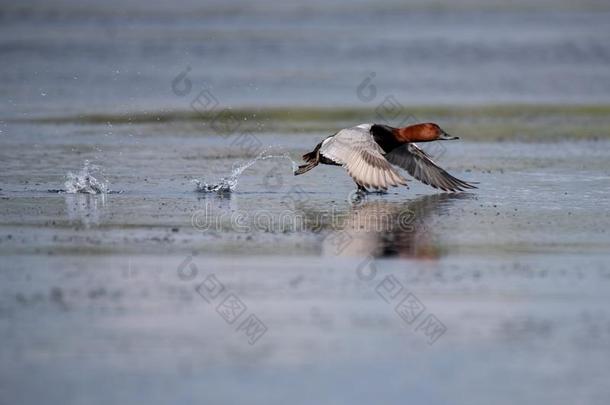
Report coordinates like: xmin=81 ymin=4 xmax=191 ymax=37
xmin=348 ymin=187 xmax=368 ymax=205
xmin=356 ymin=185 xmax=387 ymax=195
xmin=356 ymin=185 xmax=369 ymax=194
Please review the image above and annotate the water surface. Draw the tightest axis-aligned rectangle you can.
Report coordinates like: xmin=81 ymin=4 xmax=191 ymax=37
xmin=2 ymin=1 xmax=610 ymax=404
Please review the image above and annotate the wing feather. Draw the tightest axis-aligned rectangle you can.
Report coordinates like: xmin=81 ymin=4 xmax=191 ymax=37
xmin=385 ymin=144 xmax=477 ymax=192
xmin=320 ymin=125 xmax=407 ymax=189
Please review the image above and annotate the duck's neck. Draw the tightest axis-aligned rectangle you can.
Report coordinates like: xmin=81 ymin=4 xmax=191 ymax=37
xmin=371 ymin=123 xmax=437 ymax=152
xmin=394 ymin=125 xmax=420 ymax=143
xmin=370 ymin=124 xmax=402 ymax=152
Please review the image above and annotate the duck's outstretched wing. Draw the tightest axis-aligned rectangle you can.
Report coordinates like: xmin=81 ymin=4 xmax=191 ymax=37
xmin=385 ymin=144 xmax=477 ymax=192
xmin=320 ymin=126 xmax=407 ymax=190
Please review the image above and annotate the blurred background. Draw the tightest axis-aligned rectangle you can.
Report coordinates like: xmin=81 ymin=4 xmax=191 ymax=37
xmin=1 ymin=1 xmax=610 ymax=404
xmin=2 ymin=0 xmax=610 ymax=118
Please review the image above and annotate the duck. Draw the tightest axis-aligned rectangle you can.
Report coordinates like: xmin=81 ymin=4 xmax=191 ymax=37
xmin=294 ymin=123 xmax=476 ymax=193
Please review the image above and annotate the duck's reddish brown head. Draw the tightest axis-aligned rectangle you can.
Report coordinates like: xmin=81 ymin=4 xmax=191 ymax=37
xmin=393 ymin=123 xmax=458 ymax=143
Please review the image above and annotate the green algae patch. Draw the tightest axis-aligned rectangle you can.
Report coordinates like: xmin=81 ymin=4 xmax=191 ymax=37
xmin=15 ymin=104 xmax=610 ymax=141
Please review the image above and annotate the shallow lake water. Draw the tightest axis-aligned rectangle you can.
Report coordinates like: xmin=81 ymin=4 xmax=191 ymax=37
xmin=1 ymin=119 xmax=610 ymax=404
xmin=2 ymin=0 xmax=610 ymax=403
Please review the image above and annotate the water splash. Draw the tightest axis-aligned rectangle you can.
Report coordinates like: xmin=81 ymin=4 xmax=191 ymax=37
xmin=194 ymin=147 xmax=299 ymax=194
xmin=64 ymin=161 xmax=108 ymax=194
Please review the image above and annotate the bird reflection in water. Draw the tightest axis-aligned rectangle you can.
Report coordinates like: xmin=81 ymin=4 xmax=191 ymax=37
xmin=322 ymin=193 xmax=472 ymax=259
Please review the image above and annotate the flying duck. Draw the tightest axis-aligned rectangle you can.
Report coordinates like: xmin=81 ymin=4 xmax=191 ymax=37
xmin=294 ymin=123 xmax=476 ymax=193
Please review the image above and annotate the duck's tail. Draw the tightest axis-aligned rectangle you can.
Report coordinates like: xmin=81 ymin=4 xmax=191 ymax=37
xmin=294 ymin=144 xmax=321 ymax=176
xmin=294 ymin=161 xmax=317 ymax=175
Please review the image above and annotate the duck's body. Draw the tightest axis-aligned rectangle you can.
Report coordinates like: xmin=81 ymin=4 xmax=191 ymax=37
xmin=295 ymin=123 xmax=476 ymax=192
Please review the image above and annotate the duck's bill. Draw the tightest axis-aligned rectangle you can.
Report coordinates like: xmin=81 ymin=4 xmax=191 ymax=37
xmin=439 ymin=131 xmax=459 ymax=140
